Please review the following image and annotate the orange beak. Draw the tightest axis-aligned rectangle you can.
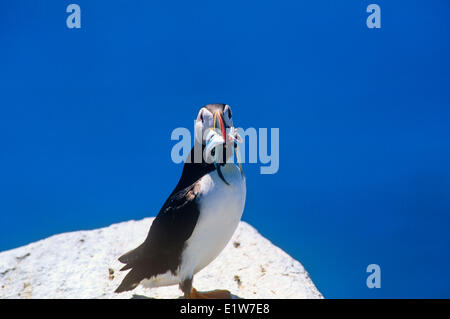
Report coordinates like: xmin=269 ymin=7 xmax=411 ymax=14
xmin=216 ymin=112 xmax=227 ymax=143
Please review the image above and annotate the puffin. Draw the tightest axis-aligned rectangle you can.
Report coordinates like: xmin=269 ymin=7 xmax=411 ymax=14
xmin=115 ymin=104 xmax=246 ymax=299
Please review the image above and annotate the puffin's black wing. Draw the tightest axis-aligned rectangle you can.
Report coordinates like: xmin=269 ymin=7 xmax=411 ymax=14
xmin=115 ymin=182 xmax=201 ymax=293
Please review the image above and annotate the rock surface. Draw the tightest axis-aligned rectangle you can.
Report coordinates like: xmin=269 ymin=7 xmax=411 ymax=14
xmin=0 ymin=218 xmax=323 ymax=299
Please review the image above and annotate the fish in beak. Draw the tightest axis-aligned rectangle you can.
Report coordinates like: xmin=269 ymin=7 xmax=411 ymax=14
xmin=204 ymin=128 xmax=229 ymax=185
xmin=204 ymin=111 xmax=243 ymax=184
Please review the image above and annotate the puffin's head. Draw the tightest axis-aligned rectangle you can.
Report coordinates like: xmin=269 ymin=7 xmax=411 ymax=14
xmin=195 ymin=104 xmax=241 ymax=164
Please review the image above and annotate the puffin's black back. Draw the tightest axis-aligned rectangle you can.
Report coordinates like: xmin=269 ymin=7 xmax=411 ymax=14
xmin=115 ymin=143 xmax=215 ymax=293
xmin=169 ymin=142 xmax=216 ymax=194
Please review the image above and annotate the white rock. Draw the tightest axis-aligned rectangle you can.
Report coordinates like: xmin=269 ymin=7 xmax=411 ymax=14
xmin=0 ymin=218 xmax=323 ymax=299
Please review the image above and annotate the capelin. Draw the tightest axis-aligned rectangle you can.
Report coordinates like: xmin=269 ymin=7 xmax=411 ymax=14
xmin=233 ymin=139 xmax=244 ymax=177
xmin=204 ymin=129 xmax=225 ymax=164
xmin=214 ymin=161 xmax=229 ymax=185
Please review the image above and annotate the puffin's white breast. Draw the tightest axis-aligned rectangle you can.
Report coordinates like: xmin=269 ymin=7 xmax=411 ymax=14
xmin=139 ymin=163 xmax=246 ymax=289
xmin=178 ymin=163 xmax=246 ymax=281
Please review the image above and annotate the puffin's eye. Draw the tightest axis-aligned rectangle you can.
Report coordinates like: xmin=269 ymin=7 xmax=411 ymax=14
xmin=228 ymin=108 xmax=232 ymax=119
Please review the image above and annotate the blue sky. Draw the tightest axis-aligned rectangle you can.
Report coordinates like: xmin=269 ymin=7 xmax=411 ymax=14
xmin=0 ymin=1 xmax=449 ymax=298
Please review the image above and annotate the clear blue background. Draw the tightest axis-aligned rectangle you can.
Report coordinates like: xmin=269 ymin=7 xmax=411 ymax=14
xmin=1 ymin=1 xmax=449 ymax=298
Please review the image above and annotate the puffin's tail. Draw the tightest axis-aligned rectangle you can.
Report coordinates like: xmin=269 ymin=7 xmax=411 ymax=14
xmin=115 ymin=267 xmax=142 ymax=293
xmin=114 ymin=269 xmax=141 ymax=293
xmin=118 ymin=245 xmax=143 ymax=268
xmin=115 ymin=245 xmax=146 ymax=293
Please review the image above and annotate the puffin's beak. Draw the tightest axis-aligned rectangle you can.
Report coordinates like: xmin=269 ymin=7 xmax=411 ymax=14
xmin=217 ymin=112 xmax=227 ymax=143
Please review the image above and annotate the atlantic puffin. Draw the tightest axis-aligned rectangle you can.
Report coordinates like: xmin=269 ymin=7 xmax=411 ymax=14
xmin=115 ymin=104 xmax=246 ymax=299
